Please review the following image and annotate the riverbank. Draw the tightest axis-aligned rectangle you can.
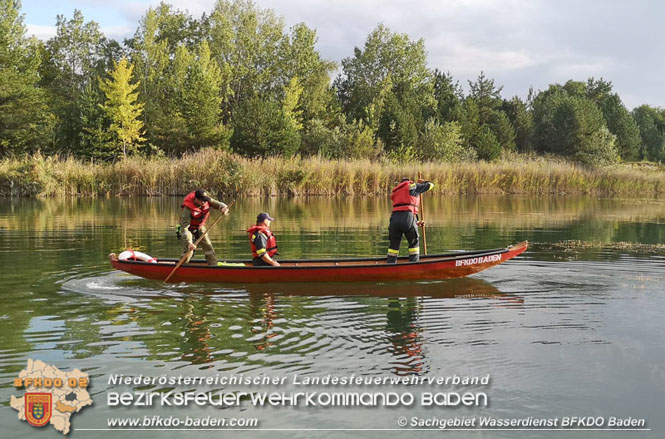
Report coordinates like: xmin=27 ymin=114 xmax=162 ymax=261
xmin=1 ymin=149 xmax=664 ymax=197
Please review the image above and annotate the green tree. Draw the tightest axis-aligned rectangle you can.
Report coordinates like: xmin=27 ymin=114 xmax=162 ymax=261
xmin=459 ymin=98 xmax=481 ymax=149
xmin=433 ymin=70 xmax=463 ymax=123
xmin=335 ymin=24 xmax=435 ymax=152
xmin=597 ymin=93 xmax=641 ymax=161
xmin=278 ymin=23 xmax=336 ymax=124
xmin=77 ymin=82 xmax=112 ymax=158
xmin=502 ymin=96 xmax=534 ymax=152
xmin=129 ymin=3 xmax=194 ymax=152
xmin=466 ymin=72 xmax=515 ymax=153
xmin=632 ymin=105 xmax=665 ymax=161
xmin=418 ymin=119 xmax=474 ymax=162
xmin=532 ymin=87 xmax=619 ymax=165
xmin=468 ymin=71 xmax=503 ymax=114
xmin=205 ymin=1 xmax=337 ymax=156
xmin=474 ymin=125 xmax=501 ymax=161
xmin=573 ymin=126 xmax=619 ymax=166
xmin=0 ymin=0 xmax=53 ymax=155
xmin=180 ymin=41 xmax=230 ymax=150
xmin=206 ymin=0 xmax=285 ymax=107
xmin=40 ymin=10 xmax=112 ymax=154
xmin=554 ymin=78 xmax=640 ymax=161
xmin=336 ymin=24 xmax=432 ymax=120
xmin=231 ymin=94 xmax=299 ymax=157
xmin=99 ymin=59 xmax=145 ymax=158
xmin=282 ymin=76 xmax=304 ymax=132
xmin=377 ymin=83 xmax=420 ymax=152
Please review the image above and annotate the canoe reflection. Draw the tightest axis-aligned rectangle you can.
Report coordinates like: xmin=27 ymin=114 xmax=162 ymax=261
xmin=233 ymin=276 xmax=513 ymax=299
xmin=233 ymin=278 xmax=522 ymax=376
xmin=98 ymin=276 xmax=523 ymax=373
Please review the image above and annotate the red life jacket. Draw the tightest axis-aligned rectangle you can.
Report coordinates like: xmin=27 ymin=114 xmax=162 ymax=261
xmin=391 ymin=180 xmax=419 ymax=214
xmin=248 ymin=225 xmax=278 ymax=259
xmin=181 ymin=191 xmax=210 ymax=231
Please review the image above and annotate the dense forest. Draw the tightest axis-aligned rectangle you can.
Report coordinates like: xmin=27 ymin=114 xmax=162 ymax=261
xmin=1 ymin=0 xmax=665 ymax=166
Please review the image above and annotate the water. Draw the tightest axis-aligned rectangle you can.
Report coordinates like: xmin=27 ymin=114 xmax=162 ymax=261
xmin=0 ymin=195 xmax=664 ymax=438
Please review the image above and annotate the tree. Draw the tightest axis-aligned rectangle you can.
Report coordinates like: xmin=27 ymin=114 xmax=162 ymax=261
xmin=553 ymin=78 xmax=640 ymax=161
xmin=205 ymin=0 xmax=285 ymax=107
xmin=334 ymin=23 xmax=435 ymax=149
xmin=180 ymin=41 xmax=230 ymax=150
xmin=418 ymin=119 xmax=474 ymax=162
xmin=596 ymin=94 xmax=641 ymax=161
xmin=532 ymin=87 xmax=619 ymax=165
xmin=433 ymin=70 xmax=463 ymax=123
xmin=40 ymin=10 xmax=112 ymax=153
xmin=632 ymin=105 xmax=665 ymax=162
xmin=464 ymin=72 xmax=515 ymax=154
xmin=468 ymin=71 xmax=503 ymax=113
xmin=0 ymin=0 xmax=53 ymax=155
xmin=99 ymin=59 xmax=145 ymax=158
xmin=474 ymin=125 xmax=501 ymax=161
xmin=459 ymin=98 xmax=481 ymax=150
xmin=502 ymin=96 xmax=534 ymax=152
xmin=277 ymin=23 xmax=336 ymax=124
xmin=77 ymin=82 xmax=112 ymax=158
xmin=573 ymin=126 xmax=619 ymax=166
xmin=231 ymin=94 xmax=299 ymax=157
xmin=128 ymin=3 xmax=195 ymax=152
xmin=377 ymin=83 xmax=420 ymax=151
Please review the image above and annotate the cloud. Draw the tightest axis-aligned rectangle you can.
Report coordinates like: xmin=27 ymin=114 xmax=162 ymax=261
xmin=26 ymin=24 xmax=57 ymax=40
xmin=101 ymin=25 xmax=135 ymax=41
xmin=26 ymin=23 xmax=134 ymax=43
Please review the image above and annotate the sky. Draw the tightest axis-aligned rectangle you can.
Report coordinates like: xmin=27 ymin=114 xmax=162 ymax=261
xmin=21 ymin=0 xmax=665 ymax=110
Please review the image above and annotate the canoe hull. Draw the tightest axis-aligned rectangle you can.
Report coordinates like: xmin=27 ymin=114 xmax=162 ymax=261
xmin=110 ymin=241 xmax=528 ymax=284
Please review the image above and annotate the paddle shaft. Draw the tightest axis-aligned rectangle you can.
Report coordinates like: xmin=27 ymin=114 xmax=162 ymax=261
xmin=418 ymin=172 xmax=428 ymax=256
xmin=165 ymin=200 xmax=235 ymax=283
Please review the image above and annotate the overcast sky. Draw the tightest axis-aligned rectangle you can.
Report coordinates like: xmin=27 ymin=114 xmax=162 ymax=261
xmin=22 ymin=0 xmax=665 ymax=109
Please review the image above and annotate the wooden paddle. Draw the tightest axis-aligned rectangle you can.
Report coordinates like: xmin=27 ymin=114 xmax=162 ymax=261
xmin=418 ymin=172 xmax=428 ymax=256
xmin=165 ymin=200 xmax=235 ymax=283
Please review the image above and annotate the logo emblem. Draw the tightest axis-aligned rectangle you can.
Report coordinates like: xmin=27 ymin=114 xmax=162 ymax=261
xmin=25 ymin=393 xmax=52 ymax=427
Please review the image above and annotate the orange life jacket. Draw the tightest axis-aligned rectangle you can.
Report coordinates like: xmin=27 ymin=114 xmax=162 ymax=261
xmin=391 ymin=180 xmax=419 ymax=215
xmin=181 ymin=191 xmax=210 ymax=231
xmin=248 ymin=225 xmax=278 ymax=258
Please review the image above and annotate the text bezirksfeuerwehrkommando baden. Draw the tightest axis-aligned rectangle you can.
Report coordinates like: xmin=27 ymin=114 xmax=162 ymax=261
xmin=107 ymin=374 xmax=490 ymax=408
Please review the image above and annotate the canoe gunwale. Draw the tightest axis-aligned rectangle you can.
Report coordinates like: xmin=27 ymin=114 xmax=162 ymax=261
xmin=110 ymin=244 xmax=519 ymax=270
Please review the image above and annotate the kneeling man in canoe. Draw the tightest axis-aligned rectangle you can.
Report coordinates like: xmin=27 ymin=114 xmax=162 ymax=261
xmin=248 ymin=213 xmax=280 ymax=266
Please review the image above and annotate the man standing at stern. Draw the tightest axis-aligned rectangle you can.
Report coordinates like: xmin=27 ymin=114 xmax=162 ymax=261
xmin=387 ymin=178 xmax=434 ymax=263
xmin=180 ymin=189 xmax=229 ymax=265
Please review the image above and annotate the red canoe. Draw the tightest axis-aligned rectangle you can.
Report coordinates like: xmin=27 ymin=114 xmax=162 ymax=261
xmin=109 ymin=241 xmax=528 ymax=284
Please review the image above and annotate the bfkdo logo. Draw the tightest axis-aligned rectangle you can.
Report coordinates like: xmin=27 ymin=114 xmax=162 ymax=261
xmin=10 ymin=359 xmax=93 ymax=435
xmin=25 ymin=393 xmax=53 ymax=427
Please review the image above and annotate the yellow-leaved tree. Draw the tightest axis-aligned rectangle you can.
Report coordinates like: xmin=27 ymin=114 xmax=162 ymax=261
xmin=99 ymin=58 xmax=145 ymax=158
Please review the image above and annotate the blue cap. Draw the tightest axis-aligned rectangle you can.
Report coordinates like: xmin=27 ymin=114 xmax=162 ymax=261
xmin=257 ymin=212 xmax=274 ymax=223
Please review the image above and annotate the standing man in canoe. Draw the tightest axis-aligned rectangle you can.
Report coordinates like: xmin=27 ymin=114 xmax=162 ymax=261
xmin=387 ymin=178 xmax=434 ymax=263
xmin=180 ymin=189 xmax=229 ymax=265
xmin=248 ymin=213 xmax=280 ymax=266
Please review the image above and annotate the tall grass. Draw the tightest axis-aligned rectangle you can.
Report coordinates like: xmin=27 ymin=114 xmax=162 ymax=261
xmin=1 ymin=149 xmax=664 ymax=197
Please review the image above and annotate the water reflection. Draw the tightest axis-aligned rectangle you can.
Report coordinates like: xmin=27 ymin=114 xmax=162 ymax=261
xmin=386 ymin=298 xmax=425 ymax=375
xmin=54 ymin=274 xmax=526 ymax=377
xmin=248 ymin=293 xmax=278 ymax=352
xmin=2 ymin=195 xmax=665 ymax=436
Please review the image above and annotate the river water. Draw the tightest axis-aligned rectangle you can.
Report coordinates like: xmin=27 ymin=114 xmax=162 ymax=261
xmin=0 ymin=195 xmax=664 ymax=438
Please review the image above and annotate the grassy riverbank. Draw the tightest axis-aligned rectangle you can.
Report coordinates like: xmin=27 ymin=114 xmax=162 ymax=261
xmin=1 ymin=149 xmax=664 ymax=197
